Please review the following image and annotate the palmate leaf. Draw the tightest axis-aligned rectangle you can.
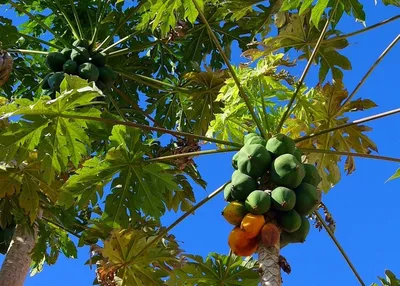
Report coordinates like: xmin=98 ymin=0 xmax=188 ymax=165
xmin=0 ymin=75 xmax=102 ymax=183
xmin=169 ymin=252 xmax=259 ymax=286
xmin=242 ymin=12 xmax=351 ymax=83
xmin=284 ymin=80 xmax=377 ymax=192
xmin=60 ymin=125 xmax=199 ymax=223
xmin=0 ymin=160 xmax=60 ymax=222
xmin=96 ymin=228 xmax=181 ymax=286
xmin=207 ymin=54 xmax=293 ymax=146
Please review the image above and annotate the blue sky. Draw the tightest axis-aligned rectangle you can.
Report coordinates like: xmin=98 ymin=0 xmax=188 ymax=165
xmin=1 ymin=2 xmax=400 ymax=286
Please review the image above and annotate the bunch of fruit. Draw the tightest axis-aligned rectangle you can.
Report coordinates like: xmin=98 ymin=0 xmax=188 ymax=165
xmin=222 ymin=133 xmax=322 ymax=256
xmin=42 ymin=39 xmax=117 ymax=98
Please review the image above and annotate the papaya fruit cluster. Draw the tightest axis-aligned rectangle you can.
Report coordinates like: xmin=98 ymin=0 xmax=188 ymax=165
xmin=43 ymin=39 xmax=117 ymax=98
xmin=222 ymin=133 xmax=322 ymax=256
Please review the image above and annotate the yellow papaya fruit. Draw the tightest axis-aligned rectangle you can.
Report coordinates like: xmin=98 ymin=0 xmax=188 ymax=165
xmin=222 ymin=201 xmax=248 ymax=226
xmin=240 ymin=213 xmax=265 ymax=238
xmin=261 ymin=223 xmax=280 ymax=247
xmin=228 ymin=227 xmax=259 ymax=257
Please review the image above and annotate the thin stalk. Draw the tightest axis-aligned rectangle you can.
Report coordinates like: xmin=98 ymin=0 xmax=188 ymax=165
xmin=101 ymin=31 xmax=140 ymax=53
xmin=295 ymin=107 xmax=400 ymax=143
xmin=300 ymin=148 xmax=400 ymax=163
xmin=112 ymin=85 xmax=162 ymax=127
xmin=53 ymin=0 xmax=80 ymax=39
xmin=69 ymin=0 xmax=84 ymax=39
xmin=60 ymin=114 xmax=242 ymax=147
xmin=335 ymin=34 xmax=400 ymax=116
xmin=107 ymin=41 xmax=162 ymax=57
xmin=134 ymin=182 xmax=228 ymax=259
xmin=16 ymin=32 xmax=62 ymax=49
xmin=42 ymin=216 xmax=82 ymax=239
xmin=91 ymin=0 xmax=111 ymax=45
xmin=147 ymin=148 xmax=239 ymax=162
xmin=116 ymin=70 xmax=193 ymax=94
xmin=191 ymin=0 xmax=267 ymax=140
xmin=324 ymin=14 xmax=400 ymax=45
xmin=276 ymin=1 xmax=339 ymax=133
xmin=95 ymin=1 xmax=146 ymax=52
xmin=8 ymin=0 xmax=74 ymax=49
xmin=7 ymin=49 xmax=49 ymax=55
xmin=314 ymin=211 xmax=365 ymax=286
xmin=107 ymin=92 xmax=127 ymax=121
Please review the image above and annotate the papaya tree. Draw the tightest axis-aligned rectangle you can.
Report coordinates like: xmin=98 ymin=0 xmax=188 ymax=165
xmin=0 ymin=0 xmax=400 ymax=285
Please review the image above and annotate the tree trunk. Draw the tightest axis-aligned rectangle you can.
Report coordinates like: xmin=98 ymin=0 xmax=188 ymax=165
xmin=258 ymin=241 xmax=281 ymax=286
xmin=0 ymin=224 xmax=36 ymax=286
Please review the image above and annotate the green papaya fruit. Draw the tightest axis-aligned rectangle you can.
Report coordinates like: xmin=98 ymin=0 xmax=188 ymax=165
xmin=270 ymin=154 xmax=305 ymax=189
xmin=46 ymin=52 xmax=67 ymax=72
xmin=266 ymin=134 xmax=296 ymax=158
xmin=289 ymin=216 xmax=310 ymax=243
xmin=98 ymin=66 xmax=117 ymax=86
xmin=245 ymin=190 xmax=271 ymax=215
xmin=224 ymin=183 xmax=234 ymax=202
xmin=244 ymin=133 xmax=266 ymax=146
xmin=41 ymin=73 xmax=54 ymax=90
xmin=278 ymin=209 xmax=301 ymax=233
xmin=243 ymin=133 xmax=258 ymax=144
xmin=48 ymin=72 xmax=65 ymax=90
xmin=280 ymin=231 xmax=291 ymax=249
xmin=293 ymin=147 xmax=303 ymax=162
xmin=232 ymin=152 xmax=240 ymax=169
xmin=63 ymin=60 xmax=78 ymax=75
xmin=61 ymin=48 xmax=72 ymax=59
xmin=73 ymin=39 xmax=91 ymax=49
xmin=71 ymin=47 xmax=90 ymax=64
xmin=78 ymin=63 xmax=100 ymax=82
xmin=90 ymin=52 xmax=107 ymax=67
xmin=271 ymin=186 xmax=296 ymax=211
xmin=294 ymin=183 xmax=319 ymax=215
xmin=302 ymin=163 xmax=322 ymax=187
xmin=237 ymin=144 xmax=271 ymax=178
xmin=231 ymin=170 xmax=257 ymax=201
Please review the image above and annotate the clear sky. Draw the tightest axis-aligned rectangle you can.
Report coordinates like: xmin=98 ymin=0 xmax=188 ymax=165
xmin=1 ymin=2 xmax=400 ymax=286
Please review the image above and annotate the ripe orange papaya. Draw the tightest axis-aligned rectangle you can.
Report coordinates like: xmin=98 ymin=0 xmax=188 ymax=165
xmin=222 ymin=201 xmax=248 ymax=226
xmin=261 ymin=223 xmax=280 ymax=247
xmin=228 ymin=227 xmax=259 ymax=257
xmin=240 ymin=213 xmax=265 ymax=238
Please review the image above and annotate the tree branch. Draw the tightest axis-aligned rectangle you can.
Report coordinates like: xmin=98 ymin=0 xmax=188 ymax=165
xmin=335 ymin=33 xmax=400 ymax=116
xmin=191 ymin=0 xmax=268 ymax=140
xmin=134 ymin=181 xmax=228 ymax=259
xmin=301 ymin=148 xmax=400 ymax=163
xmin=60 ymin=114 xmax=243 ymax=147
xmin=276 ymin=1 xmax=339 ymax=133
xmin=295 ymin=107 xmax=400 ymax=143
xmin=146 ymin=148 xmax=239 ymax=162
xmin=314 ymin=211 xmax=365 ymax=286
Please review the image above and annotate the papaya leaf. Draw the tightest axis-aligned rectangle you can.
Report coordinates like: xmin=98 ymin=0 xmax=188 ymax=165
xmin=0 ymin=75 xmax=102 ymax=183
xmin=285 ymin=80 xmax=377 ymax=192
xmin=242 ymin=12 xmax=351 ymax=82
xmin=97 ymin=228 xmax=181 ymax=286
xmin=168 ymin=252 xmax=259 ymax=285
xmin=386 ymin=168 xmax=400 ymax=182
xmin=381 ymin=0 xmax=400 ymax=6
xmin=60 ymin=125 xmax=199 ymax=223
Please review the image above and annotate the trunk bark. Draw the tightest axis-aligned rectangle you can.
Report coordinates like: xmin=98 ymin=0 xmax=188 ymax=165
xmin=0 ymin=224 xmax=36 ymax=286
xmin=258 ymin=241 xmax=281 ymax=286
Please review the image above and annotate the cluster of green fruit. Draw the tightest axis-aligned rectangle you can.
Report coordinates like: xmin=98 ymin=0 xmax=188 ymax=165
xmin=223 ymin=133 xmax=322 ymax=255
xmin=42 ymin=39 xmax=117 ymax=98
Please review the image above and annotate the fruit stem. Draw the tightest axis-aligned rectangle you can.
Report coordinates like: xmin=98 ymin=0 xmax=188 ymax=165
xmin=314 ymin=211 xmax=365 ymax=286
xmin=276 ymin=1 xmax=339 ymax=134
xmin=191 ymin=0 xmax=268 ymax=140
xmin=7 ymin=49 xmax=49 ymax=55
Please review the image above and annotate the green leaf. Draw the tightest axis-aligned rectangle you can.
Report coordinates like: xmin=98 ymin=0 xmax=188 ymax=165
xmin=98 ymin=228 xmax=181 ymax=286
xmin=169 ymin=252 xmax=259 ymax=285
xmin=386 ymin=168 xmax=400 ymax=182
xmin=311 ymin=0 xmax=329 ymax=27
xmin=381 ymin=0 xmax=400 ymax=6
